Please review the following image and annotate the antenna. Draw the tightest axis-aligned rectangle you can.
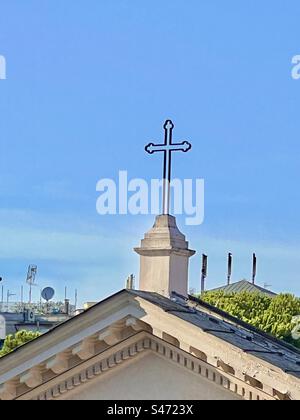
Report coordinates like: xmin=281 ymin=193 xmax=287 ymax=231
xmin=75 ymin=289 xmax=78 ymax=311
xmin=26 ymin=264 xmax=38 ymax=303
xmin=252 ymin=253 xmax=257 ymax=284
xmin=200 ymin=254 xmax=208 ymax=294
xmin=21 ymin=285 xmax=24 ymax=304
xmin=7 ymin=290 xmax=16 ymax=304
xmin=227 ymin=253 xmax=232 ymax=285
xmin=126 ymin=274 xmax=135 ymax=290
xmin=0 ymin=277 xmax=3 ymax=305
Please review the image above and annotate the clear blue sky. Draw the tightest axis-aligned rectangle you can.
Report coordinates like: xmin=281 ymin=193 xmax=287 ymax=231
xmin=0 ymin=1 xmax=300 ymax=305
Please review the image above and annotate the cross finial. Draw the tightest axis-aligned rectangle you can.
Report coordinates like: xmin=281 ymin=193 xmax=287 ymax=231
xmin=164 ymin=120 xmax=174 ymax=131
xmin=145 ymin=120 xmax=192 ymax=215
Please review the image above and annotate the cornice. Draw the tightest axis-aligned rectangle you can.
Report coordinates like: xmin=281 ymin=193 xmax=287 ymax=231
xmin=0 ymin=294 xmax=142 ymax=383
xmin=134 ymin=247 xmax=195 ymax=258
xmin=0 ymin=296 xmax=298 ymax=401
xmin=16 ymin=332 xmax=273 ymax=401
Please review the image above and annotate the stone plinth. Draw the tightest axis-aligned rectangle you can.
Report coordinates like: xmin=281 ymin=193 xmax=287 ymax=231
xmin=134 ymin=215 xmax=195 ymax=297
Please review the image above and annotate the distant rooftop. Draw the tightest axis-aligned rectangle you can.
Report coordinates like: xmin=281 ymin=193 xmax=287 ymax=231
xmin=207 ymin=280 xmax=277 ymax=297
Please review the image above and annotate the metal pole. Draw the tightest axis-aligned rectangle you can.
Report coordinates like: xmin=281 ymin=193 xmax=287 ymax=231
xmin=0 ymin=285 xmax=3 ymax=311
xmin=75 ymin=289 xmax=78 ymax=311
xmin=252 ymin=253 xmax=257 ymax=284
xmin=201 ymin=254 xmax=208 ymax=294
xmin=227 ymin=253 xmax=232 ymax=285
xmin=0 ymin=277 xmax=3 ymax=306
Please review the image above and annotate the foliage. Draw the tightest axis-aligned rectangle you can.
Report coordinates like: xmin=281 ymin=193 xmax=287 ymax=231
xmin=199 ymin=291 xmax=300 ymax=348
xmin=0 ymin=330 xmax=41 ymax=357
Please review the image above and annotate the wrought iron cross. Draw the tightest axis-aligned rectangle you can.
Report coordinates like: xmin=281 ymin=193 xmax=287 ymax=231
xmin=145 ymin=120 xmax=192 ymax=215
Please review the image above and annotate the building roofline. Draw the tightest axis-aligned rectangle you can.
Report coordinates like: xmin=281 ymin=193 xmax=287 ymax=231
xmin=0 ymin=289 xmax=128 ymax=362
xmin=187 ymin=293 xmax=300 ymax=355
xmin=1 ymin=288 xmax=299 ymax=365
xmin=208 ymin=280 xmax=277 ymax=296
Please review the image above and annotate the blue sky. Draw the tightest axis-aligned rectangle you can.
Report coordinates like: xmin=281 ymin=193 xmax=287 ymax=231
xmin=0 ymin=1 xmax=300 ymax=305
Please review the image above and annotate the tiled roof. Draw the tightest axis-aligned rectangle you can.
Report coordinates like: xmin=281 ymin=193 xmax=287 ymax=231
xmin=1 ymin=289 xmax=299 ymax=381
xmin=129 ymin=290 xmax=300 ymax=378
xmin=208 ymin=280 xmax=277 ymax=297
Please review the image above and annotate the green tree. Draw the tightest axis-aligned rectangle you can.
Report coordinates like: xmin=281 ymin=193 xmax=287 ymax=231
xmin=0 ymin=330 xmax=41 ymax=357
xmin=199 ymin=291 xmax=300 ymax=348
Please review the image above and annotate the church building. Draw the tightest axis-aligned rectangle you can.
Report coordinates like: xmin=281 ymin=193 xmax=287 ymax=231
xmin=0 ymin=214 xmax=300 ymax=400
xmin=0 ymin=121 xmax=299 ymax=400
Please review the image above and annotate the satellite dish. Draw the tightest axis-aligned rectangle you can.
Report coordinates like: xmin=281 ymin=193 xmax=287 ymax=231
xmin=41 ymin=287 xmax=55 ymax=302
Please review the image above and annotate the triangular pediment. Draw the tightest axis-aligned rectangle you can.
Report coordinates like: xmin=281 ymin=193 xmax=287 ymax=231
xmin=0 ymin=290 xmax=299 ymax=400
xmin=48 ymin=335 xmax=242 ymax=401
xmin=17 ymin=333 xmax=249 ymax=400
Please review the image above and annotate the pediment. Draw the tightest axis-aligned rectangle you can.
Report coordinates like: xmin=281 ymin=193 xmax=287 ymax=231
xmin=55 ymin=341 xmax=242 ymax=400
xmin=17 ymin=333 xmax=251 ymax=400
xmin=0 ymin=290 xmax=299 ymax=400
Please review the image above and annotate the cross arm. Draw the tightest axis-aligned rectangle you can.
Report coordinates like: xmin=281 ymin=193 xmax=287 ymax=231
xmin=145 ymin=141 xmax=192 ymax=154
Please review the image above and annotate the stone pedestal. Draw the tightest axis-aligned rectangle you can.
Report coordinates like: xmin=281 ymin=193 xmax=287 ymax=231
xmin=134 ymin=215 xmax=195 ymax=297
